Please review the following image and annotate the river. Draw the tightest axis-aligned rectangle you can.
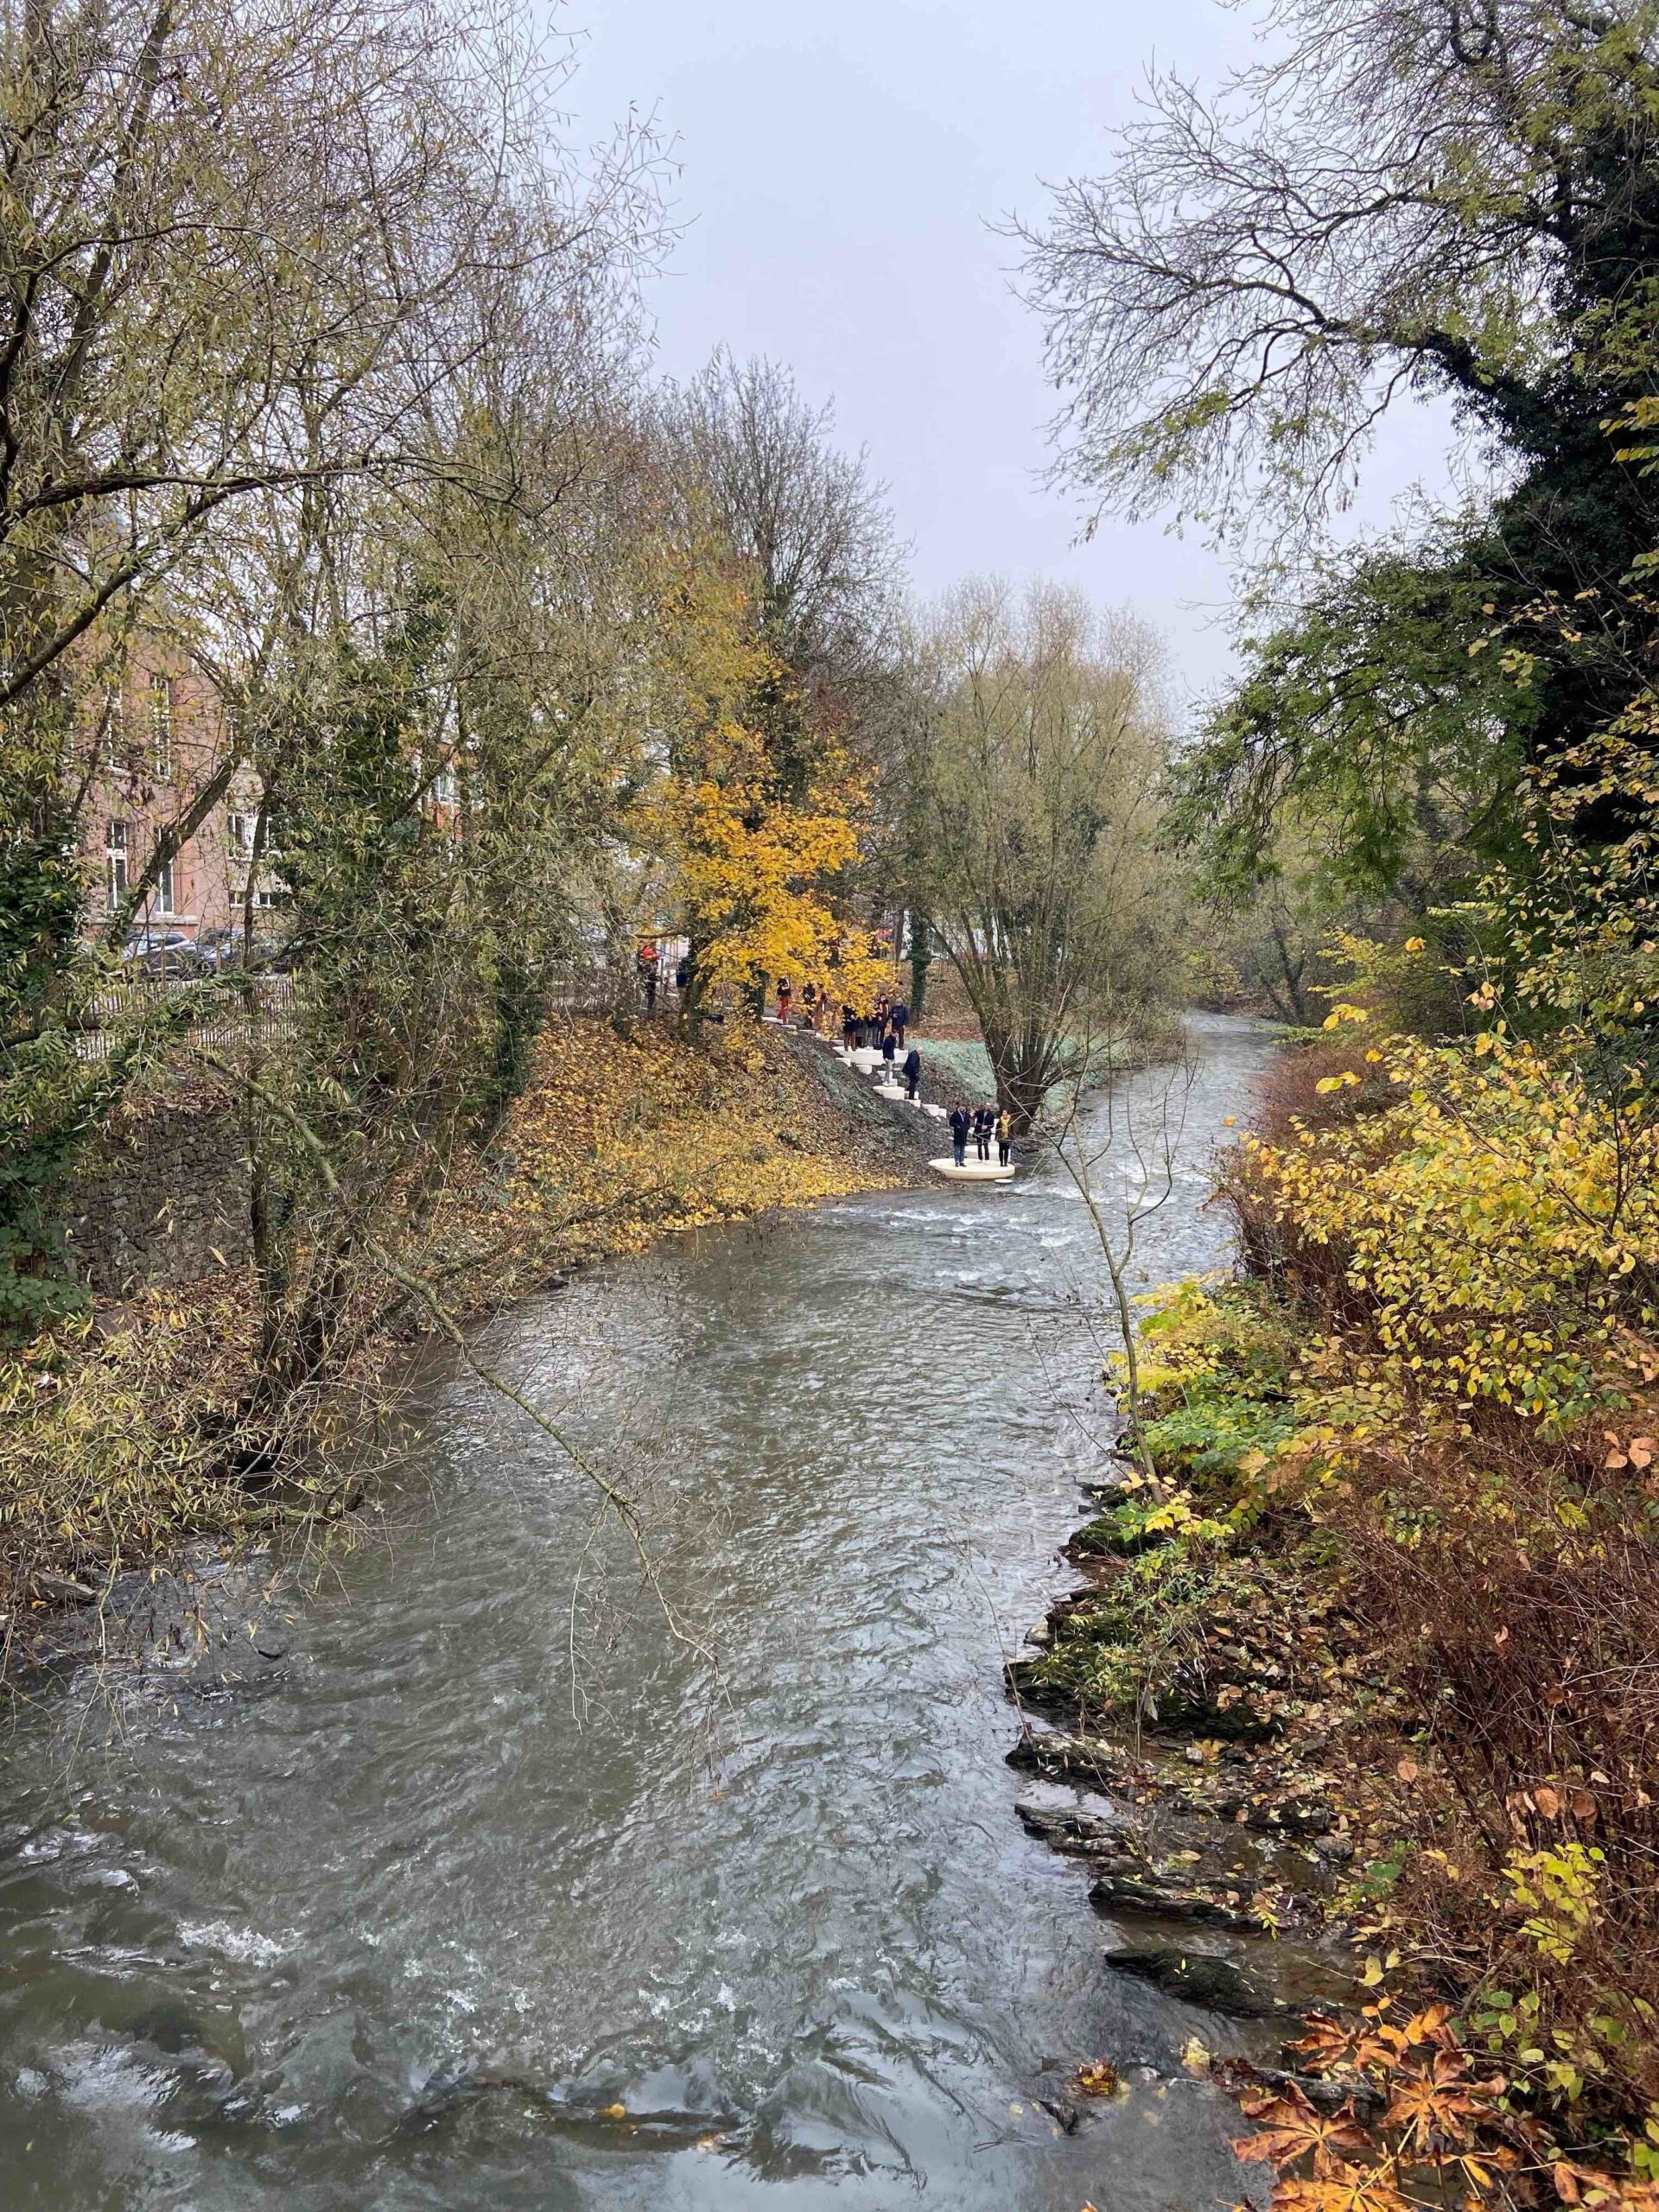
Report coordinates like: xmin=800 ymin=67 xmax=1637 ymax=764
xmin=0 ymin=1015 xmax=1280 ymax=2211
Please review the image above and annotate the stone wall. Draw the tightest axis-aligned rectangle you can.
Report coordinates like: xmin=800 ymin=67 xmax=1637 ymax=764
xmin=64 ymin=1084 xmax=251 ymax=1296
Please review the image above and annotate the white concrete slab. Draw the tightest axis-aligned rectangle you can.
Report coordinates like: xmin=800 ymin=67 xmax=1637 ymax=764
xmin=929 ymin=1157 xmax=1015 ymax=1184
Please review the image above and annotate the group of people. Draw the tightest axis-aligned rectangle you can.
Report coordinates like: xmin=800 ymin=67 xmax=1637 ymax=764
xmin=833 ymin=992 xmax=909 ymax=1052
xmin=769 ymin=972 xmax=1011 ymax=1168
xmin=949 ymin=1103 xmax=1013 ymax=1169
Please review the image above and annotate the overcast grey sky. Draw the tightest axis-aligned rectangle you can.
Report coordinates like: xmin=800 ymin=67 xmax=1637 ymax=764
xmin=563 ymin=0 xmax=1460 ymax=709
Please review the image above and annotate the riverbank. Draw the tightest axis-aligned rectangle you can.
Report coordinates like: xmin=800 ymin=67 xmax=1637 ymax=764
xmin=1 ymin=1014 xmax=959 ymax=1672
xmin=1011 ymin=1022 xmax=1659 ymax=2210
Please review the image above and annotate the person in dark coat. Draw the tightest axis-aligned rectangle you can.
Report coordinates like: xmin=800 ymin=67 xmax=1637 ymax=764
xmin=842 ymin=1003 xmax=857 ymax=1048
xmin=949 ymin=1104 xmax=970 ymax=1167
xmin=903 ymin=1046 xmax=922 ymax=1101
xmin=880 ymin=1028 xmax=898 ymax=1077
xmin=974 ymin=1104 xmax=994 ymax=1161
xmin=891 ymin=999 xmax=909 ymax=1048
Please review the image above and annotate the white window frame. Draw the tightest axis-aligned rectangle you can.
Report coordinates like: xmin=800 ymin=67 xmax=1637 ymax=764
xmin=105 ymin=819 xmax=129 ymax=911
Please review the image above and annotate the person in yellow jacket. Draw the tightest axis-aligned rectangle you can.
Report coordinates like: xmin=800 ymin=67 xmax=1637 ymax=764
xmin=996 ymin=1109 xmax=1013 ymax=1166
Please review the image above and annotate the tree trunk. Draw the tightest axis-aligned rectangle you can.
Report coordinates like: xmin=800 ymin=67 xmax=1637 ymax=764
xmin=907 ymin=912 xmax=932 ymax=1021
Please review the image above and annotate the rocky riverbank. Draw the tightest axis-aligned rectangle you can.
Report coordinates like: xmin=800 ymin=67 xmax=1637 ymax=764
xmin=1007 ymin=1375 xmax=1659 ymax=2208
xmin=1005 ymin=1464 xmax=1366 ymax=2051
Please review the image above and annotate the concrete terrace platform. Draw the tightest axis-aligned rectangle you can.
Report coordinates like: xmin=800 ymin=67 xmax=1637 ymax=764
xmin=929 ymin=1157 xmax=1015 ymax=1184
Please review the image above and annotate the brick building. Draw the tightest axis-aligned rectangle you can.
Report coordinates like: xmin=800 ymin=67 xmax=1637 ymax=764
xmin=82 ymin=641 xmax=275 ymax=944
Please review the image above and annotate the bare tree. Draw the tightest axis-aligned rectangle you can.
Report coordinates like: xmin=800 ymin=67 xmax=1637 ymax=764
xmin=1015 ymin=0 xmax=1659 ymax=551
xmin=657 ymin=350 xmax=901 ymax=689
xmin=0 ymin=0 xmax=665 ymax=1328
xmin=1051 ymin=1032 xmax=1198 ymax=1483
xmin=1 ymin=0 xmax=664 ymax=921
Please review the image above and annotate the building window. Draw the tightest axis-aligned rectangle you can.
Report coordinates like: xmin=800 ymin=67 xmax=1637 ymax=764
xmin=226 ymin=811 xmax=254 ymax=856
xmin=149 ymin=675 xmax=174 ymax=781
xmin=100 ymin=686 xmax=125 ymax=771
xmin=156 ymin=857 xmax=175 ymax=914
xmin=105 ymin=820 xmax=128 ymax=911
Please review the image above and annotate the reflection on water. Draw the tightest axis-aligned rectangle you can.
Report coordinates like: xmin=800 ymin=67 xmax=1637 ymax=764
xmin=0 ymin=1017 xmax=1280 ymax=2209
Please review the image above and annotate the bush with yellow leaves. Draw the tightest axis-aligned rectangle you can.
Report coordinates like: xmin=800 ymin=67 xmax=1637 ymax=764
xmin=0 ymin=1284 xmax=348 ymax=1645
xmin=1234 ymin=1001 xmax=1658 ymax=1427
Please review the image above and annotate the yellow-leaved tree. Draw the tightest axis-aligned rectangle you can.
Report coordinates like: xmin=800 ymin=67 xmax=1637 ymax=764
xmin=651 ymin=718 xmax=884 ymax=1016
xmin=632 ymin=537 xmax=884 ymax=1020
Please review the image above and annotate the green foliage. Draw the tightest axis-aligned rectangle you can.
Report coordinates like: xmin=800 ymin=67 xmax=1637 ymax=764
xmin=1021 ymin=1540 xmax=1244 ymax=1725
xmin=1128 ymin=1276 xmax=1302 ymax=1498
xmin=1171 ymin=532 xmax=1535 ymax=911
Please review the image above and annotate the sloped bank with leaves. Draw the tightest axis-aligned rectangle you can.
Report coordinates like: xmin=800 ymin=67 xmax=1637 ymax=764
xmin=0 ymin=1017 xmax=934 ymax=1673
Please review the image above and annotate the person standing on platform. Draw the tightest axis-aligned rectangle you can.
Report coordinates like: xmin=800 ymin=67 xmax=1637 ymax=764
xmin=949 ymin=1104 xmax=969 ymax=1167
xmin=891 ymin=998 xmax=909 ymax=1048
xmin=974 ymin=1104 xmax=994 ymax=1161
xmin=903 ymin=1046 xmax=921 ymax=1101
xmin=996 ymin=1108 xmax=1013 ymax=1166
xmin=881 ymin=1028 xmax=898 ymax=1079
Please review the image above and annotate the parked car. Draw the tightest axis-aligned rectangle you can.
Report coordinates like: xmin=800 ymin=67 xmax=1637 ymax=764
xmin=119 ymin=929 xmax=207 ymax=978
xmin=194 ymin=925 xmax=302 ymax=974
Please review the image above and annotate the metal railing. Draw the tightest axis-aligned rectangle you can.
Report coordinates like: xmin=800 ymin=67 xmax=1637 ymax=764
xmin=73 ymin=974 xmax=298 ymax=1062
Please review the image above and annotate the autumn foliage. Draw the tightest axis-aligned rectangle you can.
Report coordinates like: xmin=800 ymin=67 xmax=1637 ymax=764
xmin=1227 ymin=1999 xmax=1659 ymax=2210
xmin=639 ymin=713 xmax=884 ymax=1016
xmin=1073 ymin=886 xmax=1659 ymax=2201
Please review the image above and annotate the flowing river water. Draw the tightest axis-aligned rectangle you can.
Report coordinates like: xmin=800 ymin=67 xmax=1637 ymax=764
xmin=0 ymin=1015 xmax=1282 ymax=2211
